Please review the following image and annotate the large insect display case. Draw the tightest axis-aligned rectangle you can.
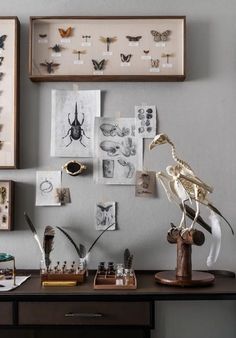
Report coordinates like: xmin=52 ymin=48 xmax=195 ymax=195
xmin=0 ymin=17 xmax=20 ymax=168
xmin=0 ymin=180 xmax=14 ymax=231
xmin=29 ymin=16 xmax=186 ymax=82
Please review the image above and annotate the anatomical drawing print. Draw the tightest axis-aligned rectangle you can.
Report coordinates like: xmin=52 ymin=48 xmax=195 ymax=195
xmin=35 ymin=171 xmax=62 ymax=206
xmin=135 ymin=105 xmax=157 ymax=138
xmin=94 ymin=117 xmax=143 ymax=185
xmin=51 ymin=90 xmax=101 ymax=157
xmin=95 ymin=202 xmax=116 ymax=231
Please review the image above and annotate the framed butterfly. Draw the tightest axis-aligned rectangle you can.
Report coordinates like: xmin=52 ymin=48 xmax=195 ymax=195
xmin=150 ymin=30 xmax=171 ymax=42
xmin=92 ymin=59 xmax=106 ymax=71
xmin=58 ymin=27 xmax=72 ymax=38
xmin=0 ymin=57 xmax=4 ymax=66
xmin=151 ymin=59 xmax=160 ymax=68
xmin=120 ymin=54 xmax=132 ymax=63
xmin=40 ymin=61 xmax=60 ymax=74
xmin=126 ymin=36 xmax=142 ymax=42
xmin=39 ymin=34 xmax=47 ymax=38
xmin=0 ymin=35 xmax=7 ymax=50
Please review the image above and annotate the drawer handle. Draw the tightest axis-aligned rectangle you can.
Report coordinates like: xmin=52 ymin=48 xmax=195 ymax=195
xmin=65 ymin=312 xmax=104 ymax=318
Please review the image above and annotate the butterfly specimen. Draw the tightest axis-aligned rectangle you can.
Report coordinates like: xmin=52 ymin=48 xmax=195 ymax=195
xmin=73 ymin=49 xmax=86 ymax=60
xmin=39 ymin=34 xmax=47 ymax=38
xmin=0 ymin=57 xmax=4 ymax=66
xmin=143 ymin=50 xmax=150 ymax=54
xmin=99 ymin=36 xmax=117 ymax=52
xmin=58 ymin=27 xmax=72 ymax=38
xmin=40 ymin=61 xmax=60 ymax=74
xmin=120 ymin=53 xmax=132 ymax=63
xmin=161 ymin=53 xmax=174 ymax=63
xmin=49 ymin=44 xmax=63 ymax=53
xmin=150 ymin=30 xmax=171 ymax=42
xmin=0 ymin=35 xmax=7 ymax=49
xmin=151 ymin=59 xmax=160 ymax=68
xmin=92 ymin=59 xmax=106 ymax=71
xmin=126 ymin=36 xmax=142 ymax=42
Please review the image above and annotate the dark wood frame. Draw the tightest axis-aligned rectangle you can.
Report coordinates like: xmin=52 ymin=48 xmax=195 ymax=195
xmin=0 ymin=180 xmax=14 ymax=231
xmin=29 ymin=16 xmax=186 ymax=82
xmin=0 ymin=17 xmax=20 ymax=169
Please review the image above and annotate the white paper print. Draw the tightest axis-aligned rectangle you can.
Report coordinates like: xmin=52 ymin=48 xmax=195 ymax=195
xmin=36 ymin=171 xmax=61 ymax=206
xmin=95 ymin=202 xmax=116 ymax=231
xmin=135 ymin=171 xmax=156 ymax=197
xmin=51 ymin=90 xmax=101 ymax=157
xmin=94 ymin=117 xmax=143 ymax=185
xmin=135 ymin=105 xmax=157 ymax=138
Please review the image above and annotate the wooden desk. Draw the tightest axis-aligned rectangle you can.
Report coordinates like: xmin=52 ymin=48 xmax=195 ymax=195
xmin=0 ymin=271 xmax=235 ymax=338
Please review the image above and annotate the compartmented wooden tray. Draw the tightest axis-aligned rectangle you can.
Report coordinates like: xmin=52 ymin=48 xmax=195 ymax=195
xmin=93 ymin=272 xmax=137 ymax=290
xmin=41 ymin=270 xmax=86 ymax=286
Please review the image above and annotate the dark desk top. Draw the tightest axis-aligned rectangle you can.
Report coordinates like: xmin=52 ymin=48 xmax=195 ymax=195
xmin=1 ymin=271 xmax=236 ymax=301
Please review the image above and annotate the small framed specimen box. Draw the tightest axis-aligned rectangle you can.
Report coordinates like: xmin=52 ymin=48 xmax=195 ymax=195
xmin=0 ymin=17 xmax=20 ymax=168
xmin=29 ymin=16 xmax=186 ymax=82
xmin=0 ymin=180 xmax=14 ymax=231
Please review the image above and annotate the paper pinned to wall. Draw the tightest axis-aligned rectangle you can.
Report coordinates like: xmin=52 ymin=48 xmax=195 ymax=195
xmin=94 ymin=117 xmax=143 ymax=185
xmin=51 ymin=89 xmax=101 ymax=157
xmin=135 ymin=171 xmax=156 ymax=197
xmin=95 ymin=201 xmax=117 ymax=231
xmin=135 ymin=105 xmax=157 ymax=138
xmin=36 ymin=171 xmax=61 ymax=206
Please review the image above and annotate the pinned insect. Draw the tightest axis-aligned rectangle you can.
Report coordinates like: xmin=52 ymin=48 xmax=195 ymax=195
xmin=143 ymin=50 xmax=150 ymax=54
xmin=0 ymin=35 xmax=7 ymax=49
xmin=58 ymin=27 xmax=72 ymax=38
xmin=49 ymin=44 xmax=64 ymax=53
xmin=99 ymin=36 xmax=117 ymax=52
xmin=92 ymin=59 xmax=106 ymax=71
xmin=120 ymin=54 xmax=132 ymax=63
xmin=151 ymin=30 xmax=171 ymax=42
xmin=40 ymin=60 xmax=60 ymax=74
xmin=39 ymin=34 xmax=47 ymax=38
xmin=0 ymin=72 xmax=3 ymax=80
xmin=161 ymin=53 xmax=174 ymax=64
xmin=151 ymin=58 xmax=160 ymax=68
xmin=0 ymin=57 xmax=4 ymax=66
xmin=82 ymin=35 xmax=91 ymax=42
xmin=126 ymin=36 xmax=142 ymax=42
xmin=62 ymin=102 xmax=90 ymax=148
xmin=73 ymin=49 xmax=86 ymax=60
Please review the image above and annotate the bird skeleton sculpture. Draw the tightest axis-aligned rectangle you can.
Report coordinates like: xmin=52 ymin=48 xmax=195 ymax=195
xmin=149 ymin=133 xmax=234 ymax=266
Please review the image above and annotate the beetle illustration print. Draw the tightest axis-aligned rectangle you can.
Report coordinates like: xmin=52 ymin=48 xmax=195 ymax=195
xmin=62 ymin=102 xmax=90 ymax=147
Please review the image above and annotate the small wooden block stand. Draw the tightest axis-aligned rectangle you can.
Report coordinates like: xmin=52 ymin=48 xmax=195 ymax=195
xmin=155 ymin=226 xmax=215 ymax=287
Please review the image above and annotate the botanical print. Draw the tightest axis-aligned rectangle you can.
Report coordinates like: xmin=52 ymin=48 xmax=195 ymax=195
xmin=95 ymin=202 xmax=116 ymax=231
xmin=135 ymin=105 xmax=157 ymax=138
xmin=51 ymin=90 xmax=101 ymax=157
xmin=135 ymin=171 xmax=156 ymax=197
xmin=94 ymin=117 xmax=143 ymax=185
xmin=36 ymin=171 xmax=61 ymax=206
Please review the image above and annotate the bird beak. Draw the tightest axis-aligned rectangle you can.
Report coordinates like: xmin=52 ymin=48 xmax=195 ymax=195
xmin=149 ymin=140 xmax=156 ymax=150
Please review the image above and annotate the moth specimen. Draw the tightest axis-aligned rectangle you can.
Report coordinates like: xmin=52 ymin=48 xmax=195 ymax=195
xmin=150 ymin=30 xmax=171 ymax=42
xmin=40 ymin=60 xmax=60 ymax=74
xmin=72 ymin=49 xmax=86 ymax=60
xmin=0 ymin=57 xmax=4 ymax=66
xmin=151 ymin=59 xmax=160 ymax=68
xmin=39 ymin=34 xmax=47 ymax=38
xmin=143 ymin=50 xmax=150 ymax=54
xmin=58 ymin=27 xmax=72 ymax=38
xmin=0 ymin=35 xmax=7 ymax=49
xmin=99 ymin=36 xmax=117 ymax=52
xmin=120 ymin=53 xmax=132 ymax=63
xmin=49 ymin=44 xmax=63 ymax=53
xmin=92 ymin=59 xmax=106 ymax=71
xmin=126 ymin=36 xmax=142 ymax=42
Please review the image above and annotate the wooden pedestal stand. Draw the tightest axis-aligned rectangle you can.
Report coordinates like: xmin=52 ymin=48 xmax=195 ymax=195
xmin=155 ymin=226 xmax=215 ymax=287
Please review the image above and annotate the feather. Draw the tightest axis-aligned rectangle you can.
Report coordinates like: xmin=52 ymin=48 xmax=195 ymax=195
xmin=183 ymin=204 xmax=212 ymax=234
xmin=87 ymin=223 xmax=115 ymax=254
xmin=56 ymin=226 xmax=82 ymax=258
xmin=43 ymin=226 xmax=55 ymax=271
xmin=124 ymin=248 xmax=131 ymax=268
xmin=207 ymin=211 xmax=222 ymax=267
xmin=24 ymin=212 xmax=45 ymax=258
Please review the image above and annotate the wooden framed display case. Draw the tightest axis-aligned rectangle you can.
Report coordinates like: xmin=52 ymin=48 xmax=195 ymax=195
xmin=0 ymin=180 xmax=14 ymax=231
xmin=0 ymin=17 xmax=20 ymax=168
xmin=29 ymin=16 xmax=186 ymax=82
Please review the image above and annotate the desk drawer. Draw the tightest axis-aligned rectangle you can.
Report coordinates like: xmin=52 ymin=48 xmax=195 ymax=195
xmin=18 ymin=301 xmax=151 ymax=326
xmin=0 ymin=302 xmax=13 ymax=325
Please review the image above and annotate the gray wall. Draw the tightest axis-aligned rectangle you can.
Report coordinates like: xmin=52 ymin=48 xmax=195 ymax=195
xmin=1 ymin=1 xmax=236 ymax=337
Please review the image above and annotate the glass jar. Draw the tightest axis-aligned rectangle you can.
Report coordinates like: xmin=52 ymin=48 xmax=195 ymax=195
xmin=115 ymin=263 xmax=124 ymax=286
xmin=97 ymin=262 xmax=106 ymax=275
xmin=107 ymin=262 xmax=115 ymax=276
xmin=124 ymin=268 xmax=134 ymax=286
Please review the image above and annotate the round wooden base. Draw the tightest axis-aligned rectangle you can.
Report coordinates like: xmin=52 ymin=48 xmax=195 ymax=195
xmin=155 ymin=271 xmax=215 ymax=287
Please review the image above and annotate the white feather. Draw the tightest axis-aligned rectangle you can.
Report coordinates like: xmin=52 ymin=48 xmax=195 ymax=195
xmin=207 ymin=210 xmax=221 ymax=267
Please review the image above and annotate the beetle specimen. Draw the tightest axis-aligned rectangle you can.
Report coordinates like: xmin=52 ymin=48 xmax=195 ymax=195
xmin=40 ymin=60 xmax=60 ymax=74
xmin=62 ymin=102 xmax=90 ymax=148
xmin=49 ymin=44 xmax=63 ymax=53
xmin=99 ymin=36 xmax=117 ymax=52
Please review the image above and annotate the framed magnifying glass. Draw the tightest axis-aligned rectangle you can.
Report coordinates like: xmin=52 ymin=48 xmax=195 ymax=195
xmin=62 ymin=160 xmax=87 ymax=176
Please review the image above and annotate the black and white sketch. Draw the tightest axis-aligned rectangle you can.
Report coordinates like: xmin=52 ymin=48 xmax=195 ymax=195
xmin=36 ymin=171 xmax=61 ymax=206
xmin=51 ymin=90 xmax=101 ymax=157
xmin=135 ymin=105 xmax=157 ymax=138
xmin=95 ymin=202 xmax=116 ymax=230
xmin=135 ymin=171 xmax=156 ymax=197
xmin=94 ymin=117 xmax=143 ymax=185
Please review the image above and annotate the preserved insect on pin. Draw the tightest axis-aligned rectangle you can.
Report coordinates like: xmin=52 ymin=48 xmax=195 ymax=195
xmin=150 ymin=30 xmax=171 ymax=42
xmin=143 ymin=50 xmax=150 ymax=54
xmin=0 ymin=35 xmax=7 ymax=49
xmin=99 ymin=36 xmax=117 ymax=52
xmin=161 ymin=53 xmax=174 ymax=64
xmin=58 ymin=27 xmax=72 ymax=38
xmin=0 ymin=57 xmax=3 ymax=66
xmin=39 ymin=34 xmax=47 ymax=38
xmin=0 ymin=72 xmax=3 ymax=80
xmin=151 ymin=59 xmax=160 ymax=68
xmin=49 ymin=44 xmax=63 ymax=53
xmin=126 ymin=36 xmax=142 ymax=42
xmin=73 ymin=49 xmax=86 ymax=60
xmin=40 ymin=60 xmax=60 ymax=74
xmin=120 ymin=54 xmax=132 ymax=62
xmin=82 ymin=35 xmax=91 ymax=42
xmin=92 ymin=59 xmax=106 ymax=71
